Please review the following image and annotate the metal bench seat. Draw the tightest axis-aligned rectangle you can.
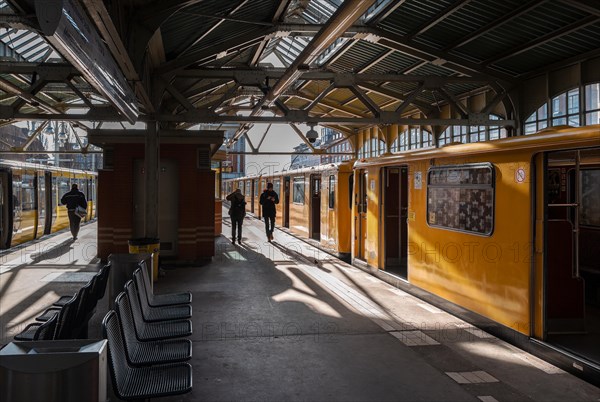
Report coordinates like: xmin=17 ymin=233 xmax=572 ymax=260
xmin=117 ymin=290 xmax=192 ymax=366
xmin=139 ymin=261 xmax=191 ymax=306
xmin=14 ymin=312 xmax=58 ymax=341
xmin=51 ymin=264 xmax=111 ymax=307
xmin=116 ymin=291 xmax=192 ymax=341
xmin=127 ymin=277 xmax=192 ymax=322
xmin=102 ymin=311 xmax=192 ymax=400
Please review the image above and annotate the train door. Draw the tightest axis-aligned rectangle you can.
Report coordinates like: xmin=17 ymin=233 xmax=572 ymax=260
xmin=43 ymin=172 xmax=52 ymax=234
xmin=542 ymin=148 xmax=600 ymax=364
xmin=246 ymin=180 xmax=253 ymax=214
xmin=310 ymin=175 xmax=321 ymax=240
xmin=283 ymin=176 xmax=290 ymax=228
xmin=382 ymin=166 xmax=408 ymax=278
xmin=356 ymin=170 xmax=368 ymax=261
xmin=35 ymin=172 xmax=46 ymax=238
xmin=0 ymin=170 xmax=10 ymax=248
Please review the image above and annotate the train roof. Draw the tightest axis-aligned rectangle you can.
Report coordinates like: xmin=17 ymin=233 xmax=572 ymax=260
xmin=0 ymin=159 xmax=98 ymax=176
xmin=354 ymin=125 xmax=600 ymax=168
xmin=225 ymin=160 xmax=354 ymax=182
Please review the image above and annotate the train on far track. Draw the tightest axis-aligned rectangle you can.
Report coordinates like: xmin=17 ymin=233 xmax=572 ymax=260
xmin=0 ymin=160 xmax=97 ymax=249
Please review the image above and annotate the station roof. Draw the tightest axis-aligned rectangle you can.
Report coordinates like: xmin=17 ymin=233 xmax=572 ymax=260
xmin=0 ymin=0 xmax=599 ymax=139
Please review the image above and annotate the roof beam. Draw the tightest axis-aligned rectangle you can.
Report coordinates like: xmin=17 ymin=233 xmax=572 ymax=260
xmin=157 ymin=30 xmax=271 ymax=74
xmin=304 ymin=82 xmax=336 ymax=112
xmin=483 ymin=16 xmax=598 ymax=66
xmin=175 ymin=0 xmax=251 ymax=57
xmin=252 ymin=0 xmax=378 ymax=111
xmin=1 ymin=109 xmax=516 ymax=126
xmin=358 ymin=82 xmax=434 ymax=113
xmin=250 ymin=0 xmax=292 ymax=66
xmin=349 ymin=85 xmax=381 ymax=116
xmin=367 ymin=0 xmax=409 ymax=26
xmin=230 ymin=0 xmax=378 ymax=144
xmin=561 ymin=0 xmax=600 ymax=17
xmin=406 ymin=0 xmax=474 ymax=39
xmin=81 ymin=0 xmax=154 ymax=112
xmin=444 ymin=0 xmax=549 ymax=51
xmin=369 ymin=27 xmax=519 ymax=84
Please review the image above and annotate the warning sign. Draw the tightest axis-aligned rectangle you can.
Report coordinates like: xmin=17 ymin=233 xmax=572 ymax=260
xmin=515 ymin=168 xmax=526 ymax=183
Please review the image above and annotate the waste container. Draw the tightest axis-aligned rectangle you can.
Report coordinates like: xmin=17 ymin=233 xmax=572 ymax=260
xmin=128 ymin=238 xmax=159 ymax=282
xmin=0 ymin=339 xmax=107 ymax=402
xmin=108 ymin=253 xmax=151 ymax=309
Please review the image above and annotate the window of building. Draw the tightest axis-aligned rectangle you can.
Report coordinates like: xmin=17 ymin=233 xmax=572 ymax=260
xmin=427 ymin=163 xmax=495 ymax=236
xmin=585 ymin=83 xmax=600 ymax=125
xmin=552 ymin=89 xmax=580 ymax=127
xmin=328 ymin=175 xmax=335 ymax=209
xmin=525 ymin=83 xmax=600 ymax=134
xmin=293 ymin=177 xmax=305 ymax=204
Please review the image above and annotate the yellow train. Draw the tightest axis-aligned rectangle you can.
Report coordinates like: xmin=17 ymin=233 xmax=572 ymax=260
xmin=0 ymin=160 xmax=98 ymax=249
xmin=223 ymin=161 xmax=354 ymax=260
xmin=224 ymin=125 xmax=600 ymax=369
xmin=353 ymin=125 xmax=600 ymax=345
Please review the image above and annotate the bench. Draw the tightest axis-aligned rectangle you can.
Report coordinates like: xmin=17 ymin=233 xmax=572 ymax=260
xmin=139 ymin=260 xmax=191 ymax=306
xmin=52 ymin=264 xmax=111 ymax=307
xmin=13 ymin=311 xmax=59 ymax=341
xmin=102 ymin=311 xmax=192 ymax=400
xmin=111 ymin=303 xmax=191 ymax=366
xmin=116 ymin=291 xmax=192 ymax=342
xmin=130 ymin=270 xmax=192 ymax=322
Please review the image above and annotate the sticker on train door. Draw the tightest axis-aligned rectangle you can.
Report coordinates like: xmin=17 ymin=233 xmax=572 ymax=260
xmin=414 ymin=172 xmax=422 ymax=189
xmin=370 ymin=179 xmax=375 ymax=191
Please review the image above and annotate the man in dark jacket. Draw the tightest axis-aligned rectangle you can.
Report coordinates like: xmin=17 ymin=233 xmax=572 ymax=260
xmin=226 ymin=188 xmax=246 ymax=244
xmin=61 ymin=183 xmax=87 ymax=240
xmin=259 ymin=182 xmax=279 ymax=242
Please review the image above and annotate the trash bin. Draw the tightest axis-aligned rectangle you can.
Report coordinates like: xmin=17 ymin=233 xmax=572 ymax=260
xmin=108 ymin=253 xmax=151 ymax=309
xmin=128 ymin=238 xmax=159 ymax=282
xmin=0 ymin=339 xmax=107 ymax=402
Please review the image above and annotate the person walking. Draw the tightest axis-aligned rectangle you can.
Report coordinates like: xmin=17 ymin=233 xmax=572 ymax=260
xmin=226 ymin=188 xmax=246 ymax=244
xmin=260 ymin=182 xmax=279 ymax=242
xmin=61 ymin=183 xmax=87 ymax=240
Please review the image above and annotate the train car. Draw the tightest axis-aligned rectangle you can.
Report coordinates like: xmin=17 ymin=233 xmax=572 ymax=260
xmin=224 ymin=161 xmax=354 ymax=260
xmin=352 ymin=125 xmax=600 ymax=365
xmin=0 ymin=160 xmax=98 ymax=249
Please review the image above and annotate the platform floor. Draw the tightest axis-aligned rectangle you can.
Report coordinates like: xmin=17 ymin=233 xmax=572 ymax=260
xmin=1 ymin=216 xmax=600 ymax=401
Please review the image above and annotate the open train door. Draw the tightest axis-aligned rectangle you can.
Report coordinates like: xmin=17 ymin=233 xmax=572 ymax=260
xmin=356 ymin=170 xmax=368 ymax=261
xmin=0 ymin=170 xmax=11 ymax=249
xmin=382 ymin=166 xmax=408 ymax=278
xmin=283 ymin=176 xmax=290 ymax=228
xmin=543 ymin=151 xmax=585 ymax=334
xmin=310 ymin=174 xmax=321 ymax=240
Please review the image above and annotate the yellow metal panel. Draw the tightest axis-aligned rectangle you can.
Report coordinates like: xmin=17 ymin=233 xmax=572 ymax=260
xmin=407 ymin=152 xmax=533 ymax=335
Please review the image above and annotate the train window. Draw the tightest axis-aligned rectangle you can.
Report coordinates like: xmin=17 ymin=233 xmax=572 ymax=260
xmin=328 ymin=175 xmax=335 ymax=209
xmin=293 ymin=177 xmax=304 ymax=204
xmin=580 ymin=169 xmax=600 ymax=227
xmin=427 ymin=164 xmax=495 ymax=236
xmin=21 ymin=174 xmax=35 ymax=211
xmin=273 ymin=179 xmax=281 ymax=198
